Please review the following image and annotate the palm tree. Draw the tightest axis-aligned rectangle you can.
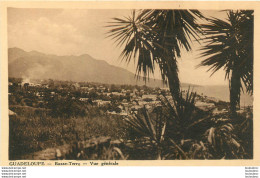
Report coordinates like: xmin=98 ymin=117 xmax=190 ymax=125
xmin=107 ymin=10 xmax=204 ymax=101
xmin=198 ymin=10 xmax=253 ymax=117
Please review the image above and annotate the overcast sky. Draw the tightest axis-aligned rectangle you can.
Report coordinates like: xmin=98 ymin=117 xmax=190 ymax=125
xmin=8 ymin=8 xmax=229 ymax=86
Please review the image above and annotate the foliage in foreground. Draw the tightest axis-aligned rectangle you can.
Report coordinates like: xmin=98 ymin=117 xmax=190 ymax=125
xmin=124 ymin=91 xmax=253 ymax=160
xmin=9 ymin=91 xmax=253 ymax=160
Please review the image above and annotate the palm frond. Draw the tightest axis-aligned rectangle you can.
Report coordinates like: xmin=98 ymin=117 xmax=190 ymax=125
xmin=107 ymin=9 xmax=204 ymax=85
xmin=199 ymin=10 xmax=253 ymax=115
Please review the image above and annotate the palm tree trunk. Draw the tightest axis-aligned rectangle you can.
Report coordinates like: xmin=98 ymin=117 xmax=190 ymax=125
xmin=230 ymin=29 xmax=242 ymax=118
xmin=230 ymin=69 xmax=241 ymax=118
xmin=166 ymin=60 xmax=181 ymax=102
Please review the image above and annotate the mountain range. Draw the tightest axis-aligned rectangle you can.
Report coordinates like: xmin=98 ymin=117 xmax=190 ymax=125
xmin=8 ymin=47 xmax=194 ymax=88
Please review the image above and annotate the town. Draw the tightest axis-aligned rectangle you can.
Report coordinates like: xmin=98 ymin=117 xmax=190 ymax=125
xmin=8 ymin=77 xmax=230 ymax=118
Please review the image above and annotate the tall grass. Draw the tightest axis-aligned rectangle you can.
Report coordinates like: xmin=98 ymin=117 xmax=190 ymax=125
xmin=9 ymin=114 xmax=127 ymax=160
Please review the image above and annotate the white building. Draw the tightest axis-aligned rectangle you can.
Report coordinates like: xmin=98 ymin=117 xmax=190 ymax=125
xmin=79 ymin=98 xmax=89 ymax=102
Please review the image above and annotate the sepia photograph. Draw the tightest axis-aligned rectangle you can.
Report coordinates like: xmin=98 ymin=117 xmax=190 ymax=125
xmin=6 ymin=7 xmax=254 ymax=161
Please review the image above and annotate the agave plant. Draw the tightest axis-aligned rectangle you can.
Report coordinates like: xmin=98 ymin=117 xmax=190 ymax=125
xmin=166 ymin=139 xmax=212 ymax=160
xmin=124 ymin=89 xmax=212 ymax=160
xmin=233 ymin=107 xmax=253 ymax=158
xmin=159 ymin=88 xmax=209 ymax=140
xmin=205 ymin=122 xmax=245 ymax=159
xmin=125 ymin=106 xmax=167 ymax=159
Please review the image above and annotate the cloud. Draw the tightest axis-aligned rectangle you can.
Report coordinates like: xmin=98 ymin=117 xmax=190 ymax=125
xmin=8 ymin=15 xmax=89 ymax=55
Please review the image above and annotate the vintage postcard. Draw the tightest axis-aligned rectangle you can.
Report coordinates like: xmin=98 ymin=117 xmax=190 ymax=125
xmin=0 ymin=1 xmax=259 ymax=166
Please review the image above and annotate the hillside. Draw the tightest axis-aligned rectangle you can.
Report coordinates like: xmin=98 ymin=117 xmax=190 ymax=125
xmin=8 ymin=48 xmax=196 ymax=88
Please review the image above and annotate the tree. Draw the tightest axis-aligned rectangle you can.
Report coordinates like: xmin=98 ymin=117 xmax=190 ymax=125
xmin=107 ymin=10 xmax=204 ymax=101
xmin=198 ymin=10 xmax=253 ymax=117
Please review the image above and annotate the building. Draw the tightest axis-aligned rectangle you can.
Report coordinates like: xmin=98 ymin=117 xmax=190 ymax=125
xmin=93 ymin=100 xmax=111 ymax=107
xmin=79 ymin=98 xmax=89 ymax=102
xmin=142 ymin=95 xmax=157 ymax=101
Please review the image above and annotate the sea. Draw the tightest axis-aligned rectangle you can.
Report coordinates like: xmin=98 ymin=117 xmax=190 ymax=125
xmin=182 ymin=85 xmax=253 ymax=106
